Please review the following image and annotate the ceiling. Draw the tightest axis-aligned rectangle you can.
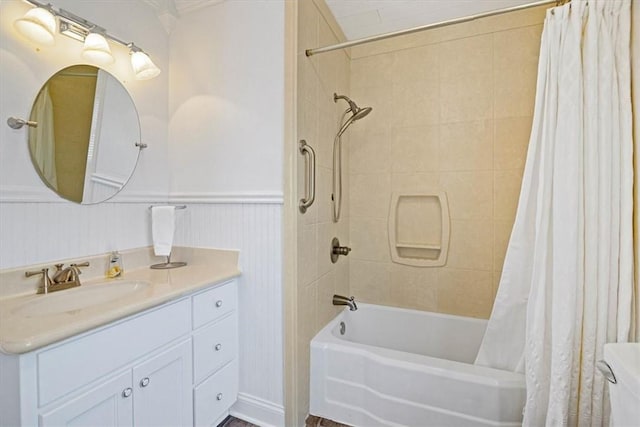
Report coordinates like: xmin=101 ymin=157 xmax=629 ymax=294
xmin=324 ymin=0 xmax=542 ymax=40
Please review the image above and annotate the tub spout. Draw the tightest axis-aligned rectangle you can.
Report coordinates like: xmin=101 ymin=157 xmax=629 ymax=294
xmin=333 ymin=294 xmax=357 ymax=311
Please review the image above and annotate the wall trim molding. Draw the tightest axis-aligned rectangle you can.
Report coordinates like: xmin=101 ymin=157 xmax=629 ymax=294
xmin=0 ymin=186 xmax=284 ymax=205
xmin=168 ymin=192 xmax=284 ymax=204
xmin=230 ymin=392 xmax=285 ymax=427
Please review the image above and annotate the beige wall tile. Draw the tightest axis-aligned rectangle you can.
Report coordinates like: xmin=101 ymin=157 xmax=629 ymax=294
xmin=393 ymin=79 xmax=440 ymax=127
xmin=437 ymin=268 xmax=494 ymax=318
xmin=349 ymin=129 xmax=391 ymax=173
xmin=316 ymin=271 xmax=338 ymax=330
xmin=316 ymin=111 xmax=336 ymax=169
xmin=392 ymin=44 xmax=439 ymax=83
xmin=298 ymin=57 xmax=319 ymax=106
xmin=298 ymin=0 xmax=319 ymax=63
xmin=439 ymin=120 xmax=493 ymax=171
xmin=350 ymin=217 xmax=389 ymax=262
xmin=391 ymin=125 xmax=439 ymax=173
xmin=316 ymin=166 xmax=333 ymax=224
xmin=295 ymin=280 xmax=316 ymax=421
xmin=494 ymin=116 xmax=533 ymax=170
xmin=439 ymin=34 xmax=493 ymax=80
xmin=440 ymin=71 xmax=493 ymax=123
xmin=346 ymin=2 xmax=539 ymax=322
xmin=389 ymin=264 xmax=438 ymax=311
xmin=494 ymin=169 xmax=524 ymax=221
xmin=447 ymin=220 xmax=493 ymax=270
xmin=440 ymin=171 xmax=493 ymax=220
xmin=351 ymin=52 xmax=397 ymax=90
xmin=350 ymin=173 xmax=391 ymax=219
xmin=391 ymin=172 xmax=439 ymax=193
xmin=349 ymin=5 xmax=546 ymax=60
xmin=350 ymin=260 xmax=390 ymax=304
xmin=298 ymin=224 xmax=318 ymax=287
xmin=317 ymin=221 xmax=339 ymax=277
xmin=335 ymin=258 xmax=350 ymax=298
xmin=317 ymin=23 xmax=339 ymax=94
xmin=494 ymin=25 xmax=543 ymax=118
xmin=296 ymin=0 xmax=352 ymax=423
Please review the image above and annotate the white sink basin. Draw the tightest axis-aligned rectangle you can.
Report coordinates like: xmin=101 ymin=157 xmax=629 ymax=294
xmin=12 ymin=281 xmax=151 ymax=318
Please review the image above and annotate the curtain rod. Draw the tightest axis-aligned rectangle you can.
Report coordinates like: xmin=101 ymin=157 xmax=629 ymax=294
xmin=305 ymin=0 xmax=557 ymax=57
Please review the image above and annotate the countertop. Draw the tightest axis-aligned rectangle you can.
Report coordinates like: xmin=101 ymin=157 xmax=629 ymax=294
xmin=0 ymin=247 xmax=240 ymax=354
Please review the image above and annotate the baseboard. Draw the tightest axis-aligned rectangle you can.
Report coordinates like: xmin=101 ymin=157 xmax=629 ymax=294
xmin=230 ymin=392 xmax=285 ymax=427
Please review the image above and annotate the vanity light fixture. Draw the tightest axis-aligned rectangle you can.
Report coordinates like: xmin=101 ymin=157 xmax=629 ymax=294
xmin=14 ymin=0 xmax=160 ymax=80
xmin=13 ymin=5 xmax=56 ymax=46
xmin=81 ymin=30 xmax=114 ymax=65
xmin=128 ymin=44 xmax=161 ymax=81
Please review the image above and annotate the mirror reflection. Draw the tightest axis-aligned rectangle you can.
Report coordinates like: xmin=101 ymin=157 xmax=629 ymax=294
xmin=28 ymin=65 xmax=141 ymax=204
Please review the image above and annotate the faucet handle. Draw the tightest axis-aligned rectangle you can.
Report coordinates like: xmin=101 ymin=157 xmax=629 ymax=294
xmin=69 ymin=262 xmax=89 ymax=279
xmin=54 ymin=263 xmax=64 ymax=271
xmin=25 ymin=268 xmax=52 ymax=294
xmin=71 ymin=261 xmax=90 ymax=268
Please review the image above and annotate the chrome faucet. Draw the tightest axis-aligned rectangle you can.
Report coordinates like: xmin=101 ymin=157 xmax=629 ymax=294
xmin=333 ymin=294 xmax=357 ymax=311
xmin=26 ymin=261 xmax=90 ymax=294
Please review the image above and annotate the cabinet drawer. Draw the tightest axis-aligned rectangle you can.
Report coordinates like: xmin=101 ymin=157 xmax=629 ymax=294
xmin=194 ymin=360 xmax=238 ymax=426
xmin=37 ymin=299 xmax=190 ymax=407
xmin=192 ymin=281 xmax=236 ymax=329
xmin=193 ymin=314 xmax=237 ymax=384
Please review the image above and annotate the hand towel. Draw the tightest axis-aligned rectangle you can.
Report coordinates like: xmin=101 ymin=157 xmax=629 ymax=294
xmin=152 ymin=206 xmax=175 ymax=257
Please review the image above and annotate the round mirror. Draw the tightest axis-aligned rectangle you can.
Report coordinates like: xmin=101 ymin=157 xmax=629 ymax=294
xmin=28 ymin=65 xmax=141 ymax=204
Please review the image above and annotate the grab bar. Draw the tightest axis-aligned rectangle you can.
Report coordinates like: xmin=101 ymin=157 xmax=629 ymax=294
xmin=299 ymin=140 xmax=316 ymax=213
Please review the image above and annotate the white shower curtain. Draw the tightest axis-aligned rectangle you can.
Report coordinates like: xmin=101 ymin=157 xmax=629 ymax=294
xmin=475 ymin=0 xmax=634 ymax=425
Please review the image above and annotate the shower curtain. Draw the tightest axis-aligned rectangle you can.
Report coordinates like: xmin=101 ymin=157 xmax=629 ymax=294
xmin=475 ymin=0 xmax=634 ymax=425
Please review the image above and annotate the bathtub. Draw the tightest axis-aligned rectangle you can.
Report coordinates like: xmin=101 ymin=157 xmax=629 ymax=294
xmin=309 ymin=303 xmax=525 ymax=427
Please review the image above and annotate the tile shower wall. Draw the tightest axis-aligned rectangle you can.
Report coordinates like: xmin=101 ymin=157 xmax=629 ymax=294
xmin=296 ymin=0 xmax=350 ymax=424
xmin=348 ymin=6 xmax=547 ymax=319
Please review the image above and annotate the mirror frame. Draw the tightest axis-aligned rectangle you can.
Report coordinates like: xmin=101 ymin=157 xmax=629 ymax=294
xmin=27 ymin=64 xmax=142 ymax=205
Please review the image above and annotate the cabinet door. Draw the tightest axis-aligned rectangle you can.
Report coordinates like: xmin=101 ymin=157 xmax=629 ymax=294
xmin=132 ymin=339 xmax=193 ymax=427
xmin=39 ymin=371 xmax=133 ymax=427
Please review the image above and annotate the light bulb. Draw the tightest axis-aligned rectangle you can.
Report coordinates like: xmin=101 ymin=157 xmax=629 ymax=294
xmin=130 ymin=50 xmax=161 ymax=80
xmin=14 ymin=7 xmax=56 ymax=46
xmin=82 ymin=32 xmax=114 ymax=64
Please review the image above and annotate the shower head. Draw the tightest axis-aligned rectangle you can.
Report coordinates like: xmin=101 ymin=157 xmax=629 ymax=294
xmin=334 ymin=93 xmax=372 ymax=137
xmin=336 ymin=106 xmax=372 ymax=136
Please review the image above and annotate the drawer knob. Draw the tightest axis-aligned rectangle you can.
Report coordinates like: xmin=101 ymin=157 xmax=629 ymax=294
xmin=140 ymin=377 xmax=150 ymax=387
xmin=122 ymin=388 xmax=133 ymax=398
xmin=215 ymin=300 xmax=223 ymax=308
xmin=215 ymin=343 xmax=222 ymax=351
xmin=216 ymin=393 xmax=223 ymax=401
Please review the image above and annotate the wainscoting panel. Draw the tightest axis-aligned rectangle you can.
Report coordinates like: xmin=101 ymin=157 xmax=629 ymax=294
xmin=174 ymin=203 xmax=284 ymax=422
xmin=0 ymin=201 xmax=284 ymax=424
xmin=0 ymin=202 xmax=152 ymax=269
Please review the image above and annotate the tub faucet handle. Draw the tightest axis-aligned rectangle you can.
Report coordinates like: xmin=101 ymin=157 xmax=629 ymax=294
xmin=331 ymin=237 xmax=351 ymax=263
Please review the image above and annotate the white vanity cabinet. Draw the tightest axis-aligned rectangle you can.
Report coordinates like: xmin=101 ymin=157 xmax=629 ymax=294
xmin=40 ymin=340 xmax=192 ymax=426
xmin=0 ymin=279 xmax=238 ymax=427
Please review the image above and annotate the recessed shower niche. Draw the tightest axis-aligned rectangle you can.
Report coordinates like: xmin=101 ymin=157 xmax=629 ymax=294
xmin=388 ymin=192 xmax=450 ymax=267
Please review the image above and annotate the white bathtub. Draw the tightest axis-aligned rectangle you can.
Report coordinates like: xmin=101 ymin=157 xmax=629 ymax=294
xmin=309 ymin=303 xmax=525 ymax=426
